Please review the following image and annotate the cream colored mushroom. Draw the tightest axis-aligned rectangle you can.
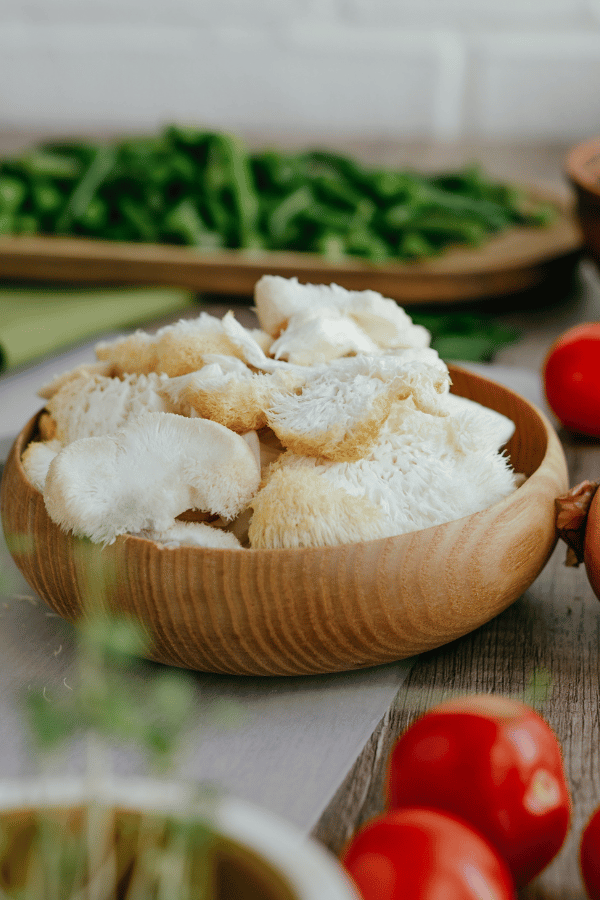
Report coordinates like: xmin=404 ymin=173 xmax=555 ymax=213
xmin=159 ymin=355 xmax=303 ymax=433
xmin=249 ymin=403 xmax=518 ymax=549
xmin=21 ymin=439 xmax=63 ymax=493
xmin=38 ymin=361 xmax=116 ymax=400
xmin=219 ymin=311 xmax=294 ymax=372
xmin=265 ymin=352 xmax=450 ymax=462
xmin=95 ymin=329 xmax=157 ymax=376
xmin=269 ymin=307 xmax=379 ymax=366
xmin=136 ymin=521 xmax=243 ymax=549
xmin=254 ymin=275 xmax=430 ymax=350
xmin=44 ymin=412 xmax=261 ymax=545
xmin=439 ymin=392 xmax=516 ymax=453
xmin=45 ymin=371 xmax=174 ymax=445
xmin=94 ymin=311 xmax=269 ymax=377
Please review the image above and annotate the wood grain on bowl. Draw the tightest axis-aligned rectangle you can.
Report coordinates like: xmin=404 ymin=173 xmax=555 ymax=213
xmin=0 ymin=366 xmax=569 ymax=676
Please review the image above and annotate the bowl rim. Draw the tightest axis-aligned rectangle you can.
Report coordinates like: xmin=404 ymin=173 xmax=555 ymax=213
xmin=0 ymin=776 xmax=358 ymax=900
xmin=565 ymin=136 xmax=600 ymax=197
xmin=5 ymin=363 xmax=563 ymax=558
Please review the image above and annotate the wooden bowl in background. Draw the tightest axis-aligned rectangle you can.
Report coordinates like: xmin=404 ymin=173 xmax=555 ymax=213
xmin=0 ymin=366 xmax=569 ymax=677
xmin=565 ymin=137 xmax=600 ymax=267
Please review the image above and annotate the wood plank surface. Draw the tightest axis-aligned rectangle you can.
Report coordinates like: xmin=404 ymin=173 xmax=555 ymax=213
xmin=312 ymin=489 xmax=600 ymax=899
xmin=312 ymin=258 xmax=600 ymax=898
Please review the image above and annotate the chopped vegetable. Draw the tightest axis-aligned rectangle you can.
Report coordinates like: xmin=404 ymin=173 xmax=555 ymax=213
xmin=0 ymin=126 xmax=554 ymax=262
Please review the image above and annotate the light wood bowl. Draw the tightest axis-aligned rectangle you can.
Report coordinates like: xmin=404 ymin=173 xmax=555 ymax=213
xmin=1 ymin=365 xmax=568 ymax=677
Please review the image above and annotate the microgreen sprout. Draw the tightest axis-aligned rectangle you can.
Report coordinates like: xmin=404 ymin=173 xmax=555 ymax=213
xmin=0 ymin=530 xmax=236 ymax=900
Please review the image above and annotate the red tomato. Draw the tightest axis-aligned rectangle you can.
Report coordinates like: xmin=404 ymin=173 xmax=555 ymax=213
xmin=342 ymin=807 xmax=515 ymax=900
xmin=386 ymin=695 xmax=571 ymax=887
xmin=581 ymin=807 xmax=600 ymax=899
xmin=543 ymin=322 xmax=600 ymax=438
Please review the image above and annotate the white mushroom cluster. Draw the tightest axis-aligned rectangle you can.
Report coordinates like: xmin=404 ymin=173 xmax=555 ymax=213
xmin=22 ymin=275 xmax=520 ymax=550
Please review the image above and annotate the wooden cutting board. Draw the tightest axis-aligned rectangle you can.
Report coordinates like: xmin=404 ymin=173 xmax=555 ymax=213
xmin=0 ymin=194 xmax=582 ymax=304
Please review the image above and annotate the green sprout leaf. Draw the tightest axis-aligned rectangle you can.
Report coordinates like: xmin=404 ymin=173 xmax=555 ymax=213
xmin=78 ymin=616 xmax=149 ymax=662
xmin=523 ymin=668 xmax=553 ymax=706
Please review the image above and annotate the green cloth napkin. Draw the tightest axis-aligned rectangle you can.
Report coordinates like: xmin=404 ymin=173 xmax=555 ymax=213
xmin=0 ymin=286 xmax=196 ymax=371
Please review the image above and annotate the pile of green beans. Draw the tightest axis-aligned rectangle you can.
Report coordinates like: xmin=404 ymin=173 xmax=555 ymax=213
xmin=0 ymin=126 xmax=555 ymax=262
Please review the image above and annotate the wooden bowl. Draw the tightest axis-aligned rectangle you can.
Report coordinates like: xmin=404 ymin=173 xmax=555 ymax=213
xmin=1 ymin=365 xmax=568 ymax=677
xmin=565 ymin=137 xmax=600 ymax=266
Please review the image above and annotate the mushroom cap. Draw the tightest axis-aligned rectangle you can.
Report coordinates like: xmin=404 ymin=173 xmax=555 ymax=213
xmin=46 ymin=371 xmax=173 ymax=445
xmin=21 ymin=439 xmax=62 ymax=493
xmin=254 ymin=275 xmax=430 ymax=351
xmin=44 ymin=412 xmax=261 ymax=545
xmin=249 ymin=403 xmax=518 ymax=549
xmin=266 ymin=352 xmax=450 ymax=462
xmin=269 ymin=308 xmax=379 ymax=366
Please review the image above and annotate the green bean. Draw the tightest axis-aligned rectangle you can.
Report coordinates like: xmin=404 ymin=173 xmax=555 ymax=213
xmin=252 ymin=151 xmax=305 ymax=194
xmin=56 ymin=146 xmax=118 ymax=232
xmin=267 ymin=186 xmax=314 ymax=245
xmin=406 ymin=212 xmax=488 ymax=246
xmin=344 ymin=227 xmax=392 ymax=261
xmin=14 ymin=213 xmax=39 ymax=234
xmin=0 ymin=212 xmax=14 ymax=234
xmin=77 ymin=196 xmax=109 ymax=234
xmin=31 ymin=180 xmax=63 ymax=214
xmin=161 ymin=198 xmax=223 ymax=249
xmin=0 ymin=176 xmax=27 ymax=213
xmin=0 ymin=127 xmax=555 ymax=263
xmin=20 ymin=148 xmax=83 ymax=181
xmin=397 ymin=231 xmax=437 ymax=260
xmin=119 ymin=196 xmax=159 ymax=243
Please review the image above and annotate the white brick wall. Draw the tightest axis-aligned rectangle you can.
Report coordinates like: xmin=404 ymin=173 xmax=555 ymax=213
xmin=1 ymin=0 xmax=599 ymax=141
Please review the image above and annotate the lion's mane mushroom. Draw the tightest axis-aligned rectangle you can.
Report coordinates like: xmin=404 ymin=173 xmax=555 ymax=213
xmin=44 ymin=371 xmax=174 ymax=445
xmin=43 ymin=412 xmax=261 ymax=545
xmin=269 ymin=307 xmax=380 ymax=366
xmin=265 ymin=351 xmax=450 ymax=462
xmin=38 ymin=361 xmax=117 ymax=400
xmin=159 ymin=354 xmax=304 ymax=434
xmin=21 ymin=439 xmax=63 ymax=493
xmin=439 ymin=393 xmax=516 ymax=454
xmin=249 ymin=403 xmax=518 ymax=549
xmin=254 ymin=275 xmax=430 ymax=350
xmin=138 ymin=521 xmax=243 ymax=549
xmin=95 ymin=312 xmax=272 ymax=378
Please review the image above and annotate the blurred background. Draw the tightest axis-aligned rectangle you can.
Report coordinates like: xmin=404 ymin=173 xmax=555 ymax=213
xmin=2 ymin=0 xmax=599 ymax=143
xmin=0 ymin=0 xmax=598 ymax=393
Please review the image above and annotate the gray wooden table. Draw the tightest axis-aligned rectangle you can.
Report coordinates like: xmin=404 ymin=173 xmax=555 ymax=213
xmin=311 ymin=258 xmax=600 ymax=900
xmin=1 ymin=135 xmax=600 ymax=899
